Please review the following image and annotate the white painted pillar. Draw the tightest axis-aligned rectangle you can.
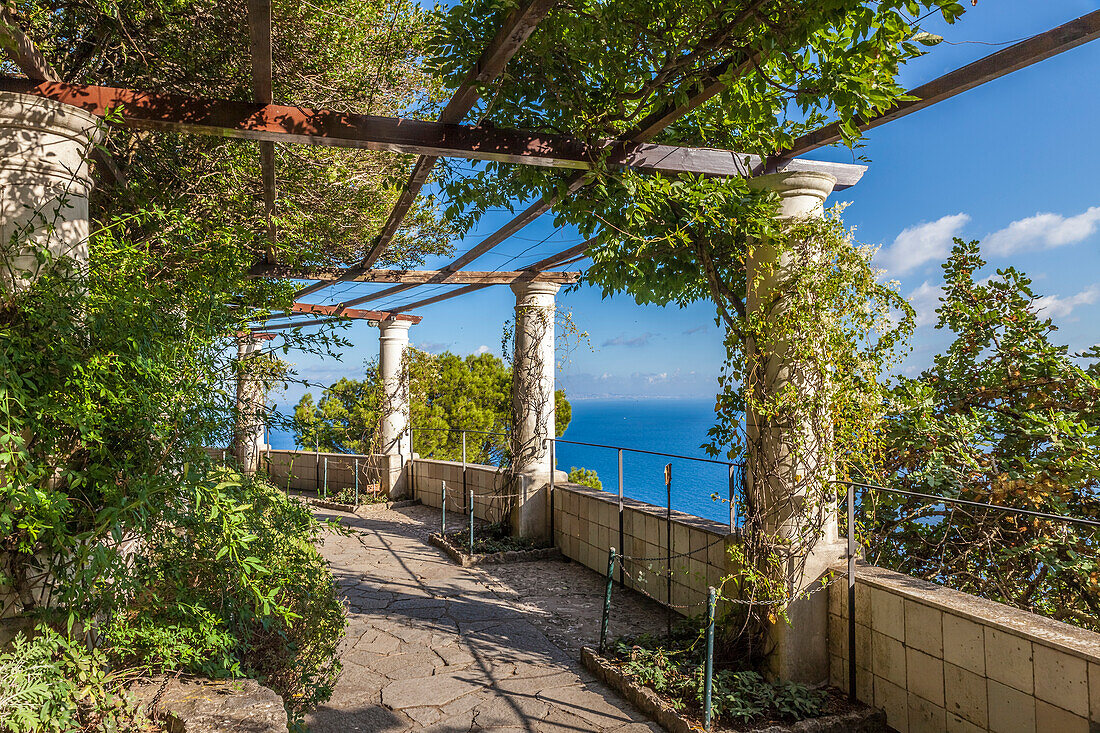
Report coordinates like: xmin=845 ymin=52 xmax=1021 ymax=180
xmin=233 ymin=332 xmax=272 ymax=475
xmin=509 ymin=281 xmax=560 ymax=538
xmin=0 ymin=92 xmax=102 ymax=293
xmin=378 ymin=316 xmax=411 ymax=497
xmin=745 ymin=170 xmax=845 ymax=684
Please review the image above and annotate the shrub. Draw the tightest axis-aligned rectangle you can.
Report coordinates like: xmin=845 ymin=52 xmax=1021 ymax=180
xmin=103 ymin=470 xmax=346 ymax=721
xmin=0 ymin=627 xmax=147 ymax=733
xmin=567 ymin=466 xmax=602 ymax=490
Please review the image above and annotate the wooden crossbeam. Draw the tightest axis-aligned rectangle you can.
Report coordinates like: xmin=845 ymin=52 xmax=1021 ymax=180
xmin=770 ymin=10 xmax=1100 ymax=165
xmin=256 ymin=266 xmax=579 ymax=285
xmin=0 ymin=78 xmax=866 ymax=185
xmin=384 ymin=241 xmax=592 ymax=314
xmin=347 ymin=0 xmax=555 ymax=278
xmin=289 ymin=302 xmax=420 ymax=322
xmin=246 ymin=0 xmax=278 ymax=263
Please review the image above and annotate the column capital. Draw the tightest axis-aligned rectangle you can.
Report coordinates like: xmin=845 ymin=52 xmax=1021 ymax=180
xmin=510 ymin=280 xmax=561 ymax=306
xmin=377 ymin=316 xmax=412 ymax=337
xmin=748 ymin=171 xmax=836 ymax=219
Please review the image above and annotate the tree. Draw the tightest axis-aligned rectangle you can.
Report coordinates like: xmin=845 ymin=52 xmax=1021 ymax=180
xmin=294 ymin=349 xmax=572 ymax=465
xmin=865 ymin=239 xmax=1100 ymax=630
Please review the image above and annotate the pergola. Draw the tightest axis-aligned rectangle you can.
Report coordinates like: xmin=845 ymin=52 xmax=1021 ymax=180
xmin=1 ymin=2 xmax=1097 ymax=683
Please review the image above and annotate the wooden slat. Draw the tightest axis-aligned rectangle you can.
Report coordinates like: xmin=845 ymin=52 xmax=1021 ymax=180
xmin=771 ymin=9 xmax=1100 ymax=165
xmin=256 ymin=266 xmax=579 ymax=284
xmin=324 ymin=0 xmax=558 ymax=292
xmin=0 ymin=78 xmax=867 ymax=183
xmin=290 ymin=302 xmax=420 ymax=322
xmin=246 ymin=0 xmax=277 ymax=262
xmin=382 ymin=240 xmax=593 ymax=314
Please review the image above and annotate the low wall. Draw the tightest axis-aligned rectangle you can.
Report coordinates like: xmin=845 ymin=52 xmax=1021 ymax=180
xmin=410 ymin=458 xmax=512 ymax=525
xmin=828 ymin=561 xmax=1100 ymax=733
xmin=205 ymin=447 xmax=385 ymax=494
xmin=552 ymin=483 xmax=737 ymax=615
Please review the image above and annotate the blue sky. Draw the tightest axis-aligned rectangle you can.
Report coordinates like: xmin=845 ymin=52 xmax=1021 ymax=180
xmin=281 ymin=1 xmax=1100 ymax=409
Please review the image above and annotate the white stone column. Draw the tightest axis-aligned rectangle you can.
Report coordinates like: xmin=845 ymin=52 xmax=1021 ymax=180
xmin=745 ymin=170 xmax=845 ymax=684
xmin=509 ymin=281 xmax=560 ymax=538
xmin=233 ymin=332 xmax=273 ymax=475
xmin=0 ymin=92 xmax=102 ymax=293
xmin=378 ymin=316 xmax=411 ymax=497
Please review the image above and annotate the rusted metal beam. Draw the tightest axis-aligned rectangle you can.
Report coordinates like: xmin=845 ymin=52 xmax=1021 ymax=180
xmin=770 ymin=9 xmax=1100 ymax=164
xmin=246 ymin=0 xmax=278 ymax=263
xmin=257 ymin=266 xmax=579 ymax=284
xmin=325 ymin=0 xmax=557 ymax=292
xmin=0 ymin=78 xmax=867 ymax=183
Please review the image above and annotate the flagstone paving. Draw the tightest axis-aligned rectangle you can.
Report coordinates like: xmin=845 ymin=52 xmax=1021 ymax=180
xmin=306 ymin=503 xmax=668 ymax=732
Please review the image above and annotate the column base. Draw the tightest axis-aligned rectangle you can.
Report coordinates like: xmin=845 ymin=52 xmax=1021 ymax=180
xmin=508 ymin=470 xmax=567 ymax=541
xmin=764 ymin=539 xmax=848 ymax=684
xmin=379 ymin=453 xmax=410 ymax=499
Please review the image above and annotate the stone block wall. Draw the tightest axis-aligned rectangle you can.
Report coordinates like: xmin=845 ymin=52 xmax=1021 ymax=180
xmin=828 ymin=561 xmax=1100 ymax=733
xmin=551 ymin=483 xmax=737 ymax=615
xmin=411 ymin=458 xmax=513 ymax=525
xmin=207 ymin=447 xmax=385 ymax=494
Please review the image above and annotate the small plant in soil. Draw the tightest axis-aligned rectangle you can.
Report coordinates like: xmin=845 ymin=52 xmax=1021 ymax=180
xmin=609 ymin=620 xmax=826 ymax=729
xmin=326 ymin=486 xmax=388 ymax=507
xmin=443 ymin=522 xmax=548 ymax=554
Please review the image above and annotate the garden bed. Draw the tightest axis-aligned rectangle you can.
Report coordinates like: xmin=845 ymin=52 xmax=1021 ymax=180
xmin=581 ymin=642 xmax=884 ymax=733
xmin=428 ymin=526 xmax=560 ymax=567
xmin=303 ymin=491 xmax=420 ymax=515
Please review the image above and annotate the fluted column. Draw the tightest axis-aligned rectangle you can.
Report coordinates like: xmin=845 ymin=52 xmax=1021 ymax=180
xmin=378 ymin=317 xmax=411 ymax=497
xmin=509 ymin=281 xmax=560 ymax=538
xmin=0 ymin=92 xmax=102 ymax=293
xmin=745 ymin=170 xmax=843 ymax=684
xmin=233 ymin=332 xmax=274 ymax=474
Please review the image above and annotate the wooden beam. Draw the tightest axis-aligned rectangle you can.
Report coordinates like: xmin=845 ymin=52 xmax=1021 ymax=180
xmin=339 ymin=0 xmax=556 ymax=283
xmin=0 ymin=78 xmax=866 ymax=184
xmin=257 ymin=266 xmax=579 ymax=284
xmin=246 ymin=0 xmax=277 ymax=262
xmin=337 ymin=237 xmax=592 ymax=309
xmin=771 ymin=10 xmax=1100 ymax=164
xmin=289 ymin=302 xmax=420 ymax=322
xmin=380 ymin=240 xmax=592 ymax=314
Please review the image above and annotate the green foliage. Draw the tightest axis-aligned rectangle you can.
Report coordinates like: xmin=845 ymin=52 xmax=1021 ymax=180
xmin=867 ymin=239 xmax=1100 ymax=630
xmin=444 ymin=522 xmax=546 ymax=554
xmin=104 ymin=470 xmax=346 ymax=717
xmin=611 ymin=632 xmax=824 ymax=725
xmin=567 ymin=466 xmax=602 ymax=490
xmin=10 ymin=0 xmax=454 ymax=268
xmin=0 ymin=627 xmax=148 ymax=733
xmin=294 ymin=349 xmax=572 ymax=463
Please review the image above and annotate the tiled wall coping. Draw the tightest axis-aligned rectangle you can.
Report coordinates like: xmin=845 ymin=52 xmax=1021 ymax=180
xmin=846 ymin=561 xmax=1100 ymax=665
xmin=553 ymin=482 xmax=735 ymax=539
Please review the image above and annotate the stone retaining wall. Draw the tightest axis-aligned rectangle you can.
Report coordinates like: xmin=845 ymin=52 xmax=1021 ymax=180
xmin=551 ymin=483 xmax=737 ymax=615
xmin=827 ymin=561 xmax=1100 ymax=733
xmin=410 ymin=458 xmax=512 ymax=524
xmin=206 ymin=447 xmax=384 ymax=494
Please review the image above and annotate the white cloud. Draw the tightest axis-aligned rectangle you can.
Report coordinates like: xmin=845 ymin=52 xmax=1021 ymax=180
xmin=907 ymin=281 xmax=943 ymax=327
xmin=986 ymin=206 xmax=1100 ymax=256
xmin=1034 ymin=286 xmax=1100 ymax=319
xmin=876 ymin=213 xmax=970 ymax=275
xmin=474 ymin=344 xmax=490 ymax=355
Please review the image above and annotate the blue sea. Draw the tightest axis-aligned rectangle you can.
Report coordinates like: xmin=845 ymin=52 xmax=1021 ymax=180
xmin=268 ymin=397 xmax=734 ymax=524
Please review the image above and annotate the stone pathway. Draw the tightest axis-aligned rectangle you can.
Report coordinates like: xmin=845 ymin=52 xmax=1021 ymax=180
xmin=306 ymin=503 xmax=668 ymax=732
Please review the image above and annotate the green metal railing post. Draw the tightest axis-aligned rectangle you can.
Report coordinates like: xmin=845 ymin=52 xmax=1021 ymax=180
xmin=617 ymin=449 xmax=624 ymax=586
xmin=468 ymin=488 xmax=475 ymax=555
xmin=323 ymin=455 xmax=328 ymax=498
xmin=441 ymin=481 xmax=447 ymax=536
xmin=548 ymin=439 xmax=555 ymax=541
xmin=704 ymin=586 xmax=716 ymax=731
xmin=461 ymin=431 xmax=468 ymax=511
xmin=354 ymin=458 xmax=360 ymax=506
xmin=599 ymin=547 xmax=616 ymax=656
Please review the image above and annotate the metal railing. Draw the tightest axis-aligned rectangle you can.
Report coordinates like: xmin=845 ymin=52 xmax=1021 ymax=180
xmin=838 ymin=479 xmax=1100 ymax=703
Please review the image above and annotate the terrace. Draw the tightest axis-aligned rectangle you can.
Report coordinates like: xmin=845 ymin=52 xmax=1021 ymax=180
xmin=1 ymin=2 xmax=1099 ymax=732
